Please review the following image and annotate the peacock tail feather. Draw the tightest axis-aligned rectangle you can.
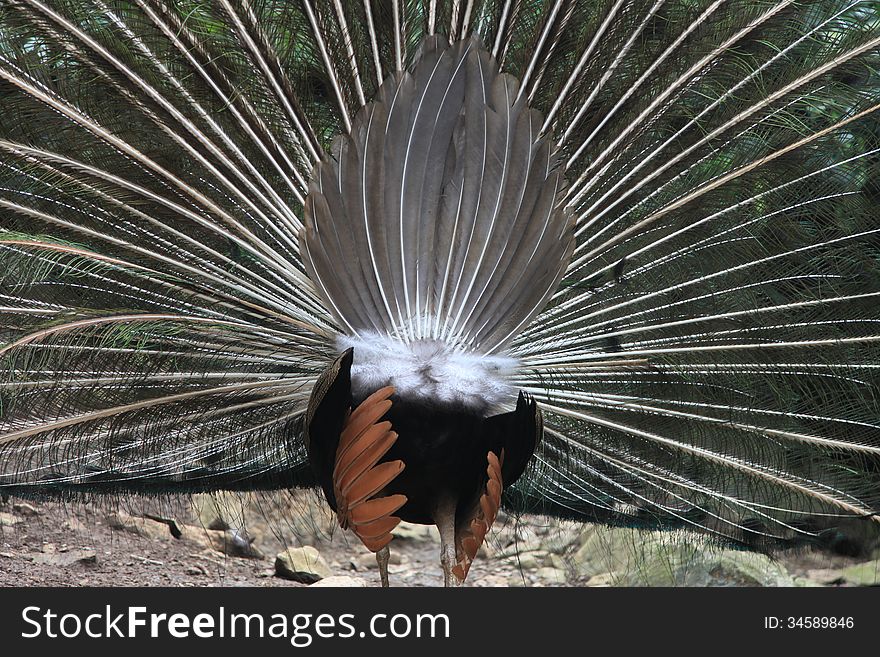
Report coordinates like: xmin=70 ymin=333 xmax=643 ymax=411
xmin=0 ymin=0 xmax=878 ymax=554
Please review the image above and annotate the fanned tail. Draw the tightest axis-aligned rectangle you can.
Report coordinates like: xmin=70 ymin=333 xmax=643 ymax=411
xmin=0 ymin=1 xmax=877 ymax=556
xmin=506 ymin=0 xmax=880 ymax=550
xmin=0 ymin=0 xmax=339 ymax=494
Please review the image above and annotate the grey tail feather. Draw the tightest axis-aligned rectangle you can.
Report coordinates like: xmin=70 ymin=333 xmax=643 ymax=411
xmin=300 ymin=36 xmax=574 ymax=353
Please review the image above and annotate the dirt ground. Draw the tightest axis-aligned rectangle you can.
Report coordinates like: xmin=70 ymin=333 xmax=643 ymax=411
xmin=1 ymin=492 xmax=877 ymax=587
xmin=0 ymin=492 xmax=559 ymax=587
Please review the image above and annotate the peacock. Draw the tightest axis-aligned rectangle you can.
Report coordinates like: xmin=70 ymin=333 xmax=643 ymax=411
xmin=1 ymin=0 xmax=879 ymax=587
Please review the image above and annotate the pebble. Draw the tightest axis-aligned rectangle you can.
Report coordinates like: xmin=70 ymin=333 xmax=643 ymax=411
xmin=192 ymin=492 xmax=245 ymax=531
xmin=276 ymin=546 xmax=332 ymax=583
xmin=32 ymin=548 xmax=97 ymax=567
xmin=804 ymin=568 xmax=846 ymax=585
xmin=0 ymin=512 xmax=21 ymax=527
xmin=201 ymin=528 xmax=263 ymax=559
xmin=62 ymin=518 xmax=86 ymax=533
xmin=12 ymin=503 xmax=40 ymax=517
xmin=535 ymin=567 xmax=568 ymax=584
xmin=351 ymin=550 xmax=405 ymax=571
xmin=473 ymin=574 xmax=510 ymax=587
xmin=106 ymin=513 xmax=173 ymax=540
xmin=311 ymin=575 xmax=366 ymax=587
xmin=585 ymin=572 xmax=617 ymax=587
xmin=832 ymin=561 xmax=880 ymax=586
xmin=792 ymin=576 xmax=824 ymax=588
xmin=392 ymin=522 xmax=439 ymax=542
xmin=548 ymin=554 xmax=568 ymax=570
xmin=506 ymin=573 xmax=529 ymax=587
xmin=504 ymin=550 xmax=547 ymax=571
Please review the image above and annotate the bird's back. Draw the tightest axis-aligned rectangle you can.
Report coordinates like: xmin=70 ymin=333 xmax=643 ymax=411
xmin=300 ymin=35 xmax=574 ymax=413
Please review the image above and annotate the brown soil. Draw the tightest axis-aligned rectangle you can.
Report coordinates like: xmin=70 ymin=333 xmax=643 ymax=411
xmin=0 ymin=492 xmax=875 ymax=587
xmin=0 ymin=492 xmax=549 ymax=587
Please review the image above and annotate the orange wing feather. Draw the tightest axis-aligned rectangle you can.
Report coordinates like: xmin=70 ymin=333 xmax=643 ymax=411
xmin=452 ymin=450 xmax=504 ymax=581
xmin=332 ymin=386 xmax=407 ymax=553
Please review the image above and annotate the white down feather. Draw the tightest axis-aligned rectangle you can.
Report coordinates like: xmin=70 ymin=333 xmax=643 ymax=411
xmin=338 ymin=332 xmax=518 ymax=410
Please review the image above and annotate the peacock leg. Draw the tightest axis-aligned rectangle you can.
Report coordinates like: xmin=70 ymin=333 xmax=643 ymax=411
xmin=434 ymin=496 xmax=461 ymax=587
xmin=376 ymin=545 xmax=390 ymax=587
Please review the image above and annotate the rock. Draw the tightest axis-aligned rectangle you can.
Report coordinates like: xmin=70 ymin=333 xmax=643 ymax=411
xmin=203 ymin=529 xmax=263 ymax=559
xmin=572 ymin=526 xmax=645 ymax=577
xmin=535 ymin=567 xmax=568 ymax=584
xmin=503 ymin=549 xmax=566 ymax=572
xmin=129 ymin=554 xmax=164 ymax=566
xmin=392 ymin=522 xmax=439 ymax=542
xmin=32 ymin=548 xmax=97 ymax=567
xmin=548 ymin=554 xmax=568 ymax=571
xmin=0 ymin=512 xmax=20 ymax=527
xmin=276 ymin=546 xmax=332 ymax=583
xmin=351 ymin=551 xmax=404 ymax=571
xmin=473 ymin=574 xmax=510 ymax=587
xmin=192 ymin=492 xmax=245 ymax=531
xmin=836 ymin=561 xmax=880 ymax=586
xmin=574 ymin=526 xmax=796 ymax=586
xmin=804 ymin=568 xmax=846 ymax=586
xmin=508 ymin=527 xmax=544 ymax=554
xmin=506 ymin=572 xmax=529 ymax=587
xmin=538 ymin=524 xmax=583 ymax=554
xmin=506 ymin=551 xmax=546 ymax=571
xmin=624 ymin=546 xmax=793 ymax=587
xmin=63 ymin=518 xmax=86 ymax=533
xmin=657 ymin=550 xmax=793 ymax=587
xmin=351 ymin=554 xmax=376 ymax=571
xmin=585 ymin=572 xmax=617 ymax=587
xmin=792 ymin=576 xmax=824 ymax=587
xmin=12 ymin=503 xmax=40 ymax=517
xmin=311 ymin=575 xmax=366 ymax=587
xmin=106 ymin=512 xmax=173 ymax=540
